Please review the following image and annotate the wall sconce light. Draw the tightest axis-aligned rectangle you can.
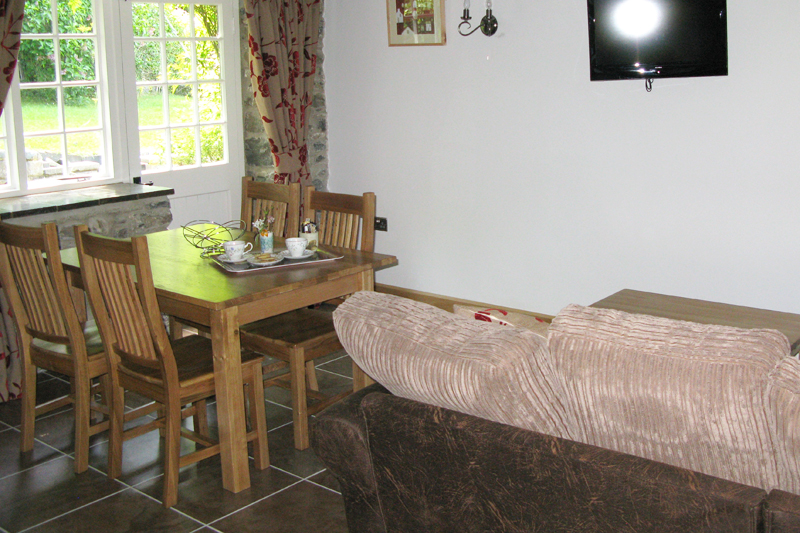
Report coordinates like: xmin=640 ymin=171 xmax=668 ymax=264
xmin=459 ymin=0 xmax=499 ymax=37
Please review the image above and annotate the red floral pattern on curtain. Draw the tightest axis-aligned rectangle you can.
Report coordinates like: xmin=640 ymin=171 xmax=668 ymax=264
xmin=0 ymin=0 xmax=23 ymax=402
xmin=245 ymin=0 xmax=321 ymax=185
xmin=0 ymin=0 xmax=24 ymax=116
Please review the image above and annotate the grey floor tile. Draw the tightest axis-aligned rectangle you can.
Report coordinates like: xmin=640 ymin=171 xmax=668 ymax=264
xmin=0 ymin=426 xmax=64 ymax=478
xmin=25 ymin=488 xmax=202 ymax=533
xmin=0 ymin=455 xmax=125 ymax=532
xmin=266 ymin=424 xmax=328 ymax=479
xmin=0 ymin=374 xmax=72 ymax=428
xmin=135 ymin=458 xmax=300 ymax=524
xmin=210 ymin=480 xmax=348 ymax=533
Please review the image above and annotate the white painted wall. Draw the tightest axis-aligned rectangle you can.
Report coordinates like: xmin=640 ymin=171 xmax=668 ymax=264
xmin=323 ymin=0 xmax=800 ymax=315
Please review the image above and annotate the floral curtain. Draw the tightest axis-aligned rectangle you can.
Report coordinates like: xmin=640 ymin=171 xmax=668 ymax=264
xmin=0 ymin=289 xmax=20 ymax=402
xmin=245 ymin=0 xmax=321 ymax=185
xmin=0 ymin=0 xmax=24 ymax=116
xmin=0 ymin=0 xmax=23 ymax=402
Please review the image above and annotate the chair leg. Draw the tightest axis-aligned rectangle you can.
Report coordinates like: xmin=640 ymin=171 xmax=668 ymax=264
xmin=162 ymin=400 xmax=182 ymax=508
xmin=305 ymin=361 xmax=319 ymax=391
xmin=73 ymin=373 xmax=91 ymax=474
xmin=19 ymin=362 xmax=37 ymax=453
xmin=289 ymin=348 xmax=310 ymax=450
xmin=168 ymin=316 xmax=184 ymax=340
xmin=193 ymin=399 xmax=209 ymax=437
xmin=248 ymin=368 xmax=269 ymax=470
xmin=107 ymin=384 xmax=126 ymax=479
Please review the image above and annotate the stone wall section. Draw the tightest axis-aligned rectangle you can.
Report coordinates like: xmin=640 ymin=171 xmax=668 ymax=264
xmin=12 ymin=197 xmax=172 ymax=250
xmin=239 ymin=0 xmax=329 ymax=190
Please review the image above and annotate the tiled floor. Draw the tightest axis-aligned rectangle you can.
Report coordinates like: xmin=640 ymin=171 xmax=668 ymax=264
xmin=0 ymin=352 xmax=353 ymax=533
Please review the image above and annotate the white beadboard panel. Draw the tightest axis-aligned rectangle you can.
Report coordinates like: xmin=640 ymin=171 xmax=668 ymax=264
xmin=168 ymin=189 xmax=234 ymax=229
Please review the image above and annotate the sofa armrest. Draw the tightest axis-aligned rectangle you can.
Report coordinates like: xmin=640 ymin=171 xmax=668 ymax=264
xmin=310 ymin=383 xmax=389 ymax=533
xmin=765 ymin=490 xmax=800 ymax=532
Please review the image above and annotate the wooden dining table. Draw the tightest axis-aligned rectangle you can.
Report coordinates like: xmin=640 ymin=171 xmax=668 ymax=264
xmin=60 ymin=225 xmax=398 ymax=494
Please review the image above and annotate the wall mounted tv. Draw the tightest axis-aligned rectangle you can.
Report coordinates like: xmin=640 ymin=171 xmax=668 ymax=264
xmin=587 ymin=0 xmax=728 ymax=81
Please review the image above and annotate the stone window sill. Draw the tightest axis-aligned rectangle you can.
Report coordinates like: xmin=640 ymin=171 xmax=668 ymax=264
xmin=0 ymin=183 xmax=174 ymax=221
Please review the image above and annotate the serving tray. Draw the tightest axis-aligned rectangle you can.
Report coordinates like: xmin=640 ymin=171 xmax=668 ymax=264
xmin=210 ymin=248 xmax=343 ymax=274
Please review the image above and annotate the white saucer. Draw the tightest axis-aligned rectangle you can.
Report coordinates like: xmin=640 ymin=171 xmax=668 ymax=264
xmin=247 ymin=253 xmax=284 ymax=267
xmin=217 ymin=252 xmax=253 ymax=264
xmin=281 ymin=249 xmax=316 ymax=260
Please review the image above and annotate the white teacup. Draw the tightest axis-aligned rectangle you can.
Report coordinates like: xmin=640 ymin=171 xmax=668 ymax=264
xmin=223 ymin=240 xmax=253 ymax=261
xmin=285 ymin=237 xmax=308 ymax=258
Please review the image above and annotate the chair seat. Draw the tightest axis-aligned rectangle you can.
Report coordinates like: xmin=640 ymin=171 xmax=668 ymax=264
xmin=121 ymin=335 xmax=264 ymax=387
xmin=31 ymin=319 xmax=105 ymax=358
xmin=240 ymin=307 xmax=337 ymax=350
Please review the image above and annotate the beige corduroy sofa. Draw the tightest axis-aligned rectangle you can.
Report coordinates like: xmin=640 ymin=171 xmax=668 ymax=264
xmin=311 ymin=291 xmax=800 ymax=533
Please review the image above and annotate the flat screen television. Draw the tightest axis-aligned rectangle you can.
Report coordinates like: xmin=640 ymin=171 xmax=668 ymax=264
xmin=587 ymin=0 xmax=728 ymax=81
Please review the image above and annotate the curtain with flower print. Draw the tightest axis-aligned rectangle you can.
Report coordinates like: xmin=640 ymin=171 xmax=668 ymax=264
xmin=0 ymin=0 xmax=23 ymax=402
xmin=0 ymin=0 xmax=24 ymax=116
xmin=245 ymin=0 xmax=321 ymax=185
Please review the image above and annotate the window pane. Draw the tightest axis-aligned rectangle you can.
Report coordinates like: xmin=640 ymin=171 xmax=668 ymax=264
xmin=196 ymin=40 xmax=219 ymax=79
xmin=171 ymin=126 xmax=195 ymax=167
xmin=194 ymin=5 xmax=218 ymax=37
xmin=166 ymin=40 xmax=192 ymax=81
xmin=198 ymin=83 xmax=221 ymax=122
xmin=58 ymin=0 xmax=93 ymax=34
xmin=64 ymin=86 xmax=99 ymax=128
xmin=18 ymin=39 xmax=56 ymax=83
xmin=66 ymin=131 xmax=102 ymax=175
xmin=60 ymin=38 xmax=96 ymax=82
xmin=169 ymin=84 xmax=193 ymax=124
xmin=24 ymin=134 xmax=63 ymax=182
xmin=140 ymin=129 xmax=167 ymax=172
xmin=21 ymin=88 xmax=59 ymax=133
xmin=135 ymin=41 xmax=164 ymax=81
xmin=0 ymin=140 xmax=8 ymax=186
xmin=132 ymin=2 xmax=162 ymax=37
xmin=138 ymin=87 xmax=165 ymax=127
xmin=165 ymin=4 xmax=191 ymax=37
xmin=199 ymin=125 xmax=222 ymax=163
xmin=22 ymin=0 xmax=53 ymax=34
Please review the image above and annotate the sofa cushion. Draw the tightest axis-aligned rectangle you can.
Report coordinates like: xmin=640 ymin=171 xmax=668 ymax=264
xmin=333 ymin=291 xmax=579 ymax=441
xmin=548 ymin=303 xmax=789 ymax=493
xmin=452 ymin=304 xmax=550 ymax=338
xmin=765 ymin=358 xmax=800 ymax=495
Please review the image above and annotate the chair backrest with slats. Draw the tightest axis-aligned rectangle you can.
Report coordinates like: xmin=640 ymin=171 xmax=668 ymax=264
xmin=241 ymin=176 xmax=301 ymax=238
xmin=305 ymin=187 xmax=376 ymax=253
xmin=74 ymin=226 xmax=177 ymax=385
xmin=0 ymin=221 xmax=84 ymax=353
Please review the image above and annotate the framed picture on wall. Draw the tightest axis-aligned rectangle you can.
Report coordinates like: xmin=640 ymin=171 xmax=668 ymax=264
xmin=387 ymin=0 xmax=446 ymax=46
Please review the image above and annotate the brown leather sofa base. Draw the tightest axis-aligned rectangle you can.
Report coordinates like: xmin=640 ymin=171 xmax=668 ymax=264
xmin=311 ymin=384 xmax=800 ymax=533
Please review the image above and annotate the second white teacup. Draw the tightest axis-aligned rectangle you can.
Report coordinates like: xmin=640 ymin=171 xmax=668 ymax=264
xmin=285 ymin=237 xmax=308 ymax=258
xmin=223 ymin=240 xmax=253 ymax=261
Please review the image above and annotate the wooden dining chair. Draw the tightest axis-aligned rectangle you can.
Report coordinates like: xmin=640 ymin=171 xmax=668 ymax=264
xmin=0 ymin=221 xmax=110 ymax=474
xmin=74 ymin=225 xmax=269 ymax=508
xmin=241 ymin=175 xmax=301 ymax=238
xmin=239 ymin=187 xmax=377 ymax=450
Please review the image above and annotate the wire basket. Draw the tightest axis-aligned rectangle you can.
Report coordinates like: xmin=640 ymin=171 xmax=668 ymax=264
xmin=182 ymin=220 xmax=246 ymax=257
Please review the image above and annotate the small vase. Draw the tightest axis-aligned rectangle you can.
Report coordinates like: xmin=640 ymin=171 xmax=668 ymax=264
xmin=259 ymin=232 xmax=273 ymax=253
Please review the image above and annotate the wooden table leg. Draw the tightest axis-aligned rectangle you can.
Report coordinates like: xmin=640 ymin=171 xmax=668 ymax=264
xmin=210 ymin=307 xmax=251 ymax=493
xmin=352 ymin=267 xmax=376 ymax=391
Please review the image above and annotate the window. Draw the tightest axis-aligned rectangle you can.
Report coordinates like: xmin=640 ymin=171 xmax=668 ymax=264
xmin=0 ymin=0 xmax=242 ymax=200
xmin=132 ymin=2 xmax=225 ymax=172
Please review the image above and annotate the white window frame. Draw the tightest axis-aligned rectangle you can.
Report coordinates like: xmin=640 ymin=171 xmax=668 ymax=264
xmin=0 ymin=0 xmax=244 ymax=205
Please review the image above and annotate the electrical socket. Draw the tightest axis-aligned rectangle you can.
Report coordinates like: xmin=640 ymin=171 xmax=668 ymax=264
xmin=374 ymin=217 xmax=388 ymax=231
